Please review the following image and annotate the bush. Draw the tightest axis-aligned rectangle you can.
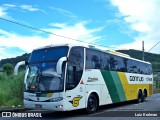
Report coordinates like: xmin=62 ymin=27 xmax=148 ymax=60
xmin=0 ymin=73 xmax=24 ymax=107
xmin=2 ymin=63 xmax=14 ymax=76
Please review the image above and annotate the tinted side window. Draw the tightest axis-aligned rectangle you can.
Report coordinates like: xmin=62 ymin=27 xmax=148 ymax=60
xmin=101 ymin=52 xmax=110 ymax=70
xmin=86 ymin=49 xmax=102 ymax=69
xmin=127 ymin=60 xmax=152 ymax=75
xmin=127 ymin=60 xmax=138 ymax=73
xmin=140 ymin=63 xmax=152 ymax=75
xmin=66 ymin=47 xmax=84 ymax=90
xmin=148 ymin=64 xmax=152 ymax=75
xmin=86 ymin=48 xmax=153 ymax=75
xmin=113 ymin=56 xmax=124 ymax=71
xmin=107 ymin=55 xmax=117 ymax=71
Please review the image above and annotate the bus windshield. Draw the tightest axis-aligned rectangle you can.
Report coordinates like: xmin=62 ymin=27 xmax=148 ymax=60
xmin=25 ymin=46 xmax=68 ymax=93
xmin=29 ymin=46 xmax=69 ymax=63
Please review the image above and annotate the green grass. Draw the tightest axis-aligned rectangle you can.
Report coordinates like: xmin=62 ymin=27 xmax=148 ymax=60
xmin=0 ymin=73 xmax=24 ymax=108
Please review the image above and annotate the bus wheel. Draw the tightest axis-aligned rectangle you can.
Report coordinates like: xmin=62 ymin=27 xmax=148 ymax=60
xmin=137 ymin=91 xmax=144 ymax=103
xmin=86 ymin=94 xmax=98 ymax=114
xmin=143 ymin=90 xmax=147 ymax=101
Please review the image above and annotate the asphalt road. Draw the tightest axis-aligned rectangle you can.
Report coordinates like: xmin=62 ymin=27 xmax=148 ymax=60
xmin=1 ymin=93 xmax=160 ymax=120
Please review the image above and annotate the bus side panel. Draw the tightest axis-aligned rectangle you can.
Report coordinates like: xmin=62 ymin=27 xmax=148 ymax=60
xmin=118 ymin=72 xmax=134 ymax=101
xmin=110 ymin=71 xmax=127 ymax=102
xmin=101 ymin=70 xmax=121 ymax=103
xmin=65 ymin=83 xmax=86 ymax=111
xmin=83 ymin=69 xmax=112 ymax=106
xmin=118 ymin=72 xmax=153 ymax=100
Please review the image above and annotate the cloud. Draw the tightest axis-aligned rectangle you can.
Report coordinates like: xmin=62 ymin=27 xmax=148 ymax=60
xmin=3 ymin=4 xmax=16 ymax=8
xmin=19 ymin=5 xmax=40 ymax=11
xmin=0 ymin=7 xmax=7 ymax=17
xmin=51 ymin=7 xmax=77 ymax=18
xmin=110 ymin=0 xmax=160 ymax=53
xmin=49 ymin=23 xmax=66 ymax=28
xmin=0 ymin=22 xmax=103 ymax=59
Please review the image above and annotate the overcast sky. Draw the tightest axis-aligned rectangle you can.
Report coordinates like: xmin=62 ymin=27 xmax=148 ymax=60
xmin=0 ymin=0 xmax=160 ymax=60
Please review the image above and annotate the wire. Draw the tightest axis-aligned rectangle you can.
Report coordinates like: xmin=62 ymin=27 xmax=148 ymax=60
xmin=148 ymin=41 xmax=160 ymax=52
xmin=0 ymin=17 xmax=117 ymax=49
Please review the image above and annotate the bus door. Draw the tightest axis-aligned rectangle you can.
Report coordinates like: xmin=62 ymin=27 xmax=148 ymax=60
xmin=65 ymin=47 xmax=85 ymax=110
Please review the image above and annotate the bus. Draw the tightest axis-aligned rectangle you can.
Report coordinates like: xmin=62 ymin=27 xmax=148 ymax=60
xmin=14 ymin=44 xmax=153 ymax=113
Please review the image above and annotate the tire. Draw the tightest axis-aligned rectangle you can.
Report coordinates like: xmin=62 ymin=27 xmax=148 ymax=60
xmin=137 ymin=91 xmax=144 ymax=103
xmin=143 ymin=90 xmax=147 ymax=101
xmin=86 ymin=94 xmax=98 ymax=114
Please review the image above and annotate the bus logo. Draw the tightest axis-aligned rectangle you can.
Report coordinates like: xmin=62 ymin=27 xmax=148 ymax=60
xmin=130 ymin=76 xmax=144 ymax=82
xmin=87 ymin=77 xmax=98 ymax=82
xmin=69 ymin=97 xmax=82 ymax=107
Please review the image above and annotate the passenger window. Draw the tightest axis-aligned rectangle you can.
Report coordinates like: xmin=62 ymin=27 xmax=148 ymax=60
xmin=101 ymin=53 xmax=110 ymax=70
xmin=107 ymin=55 xmax=117 ymax=71
xmin=86 ymin=49 xmax=102 ymax=69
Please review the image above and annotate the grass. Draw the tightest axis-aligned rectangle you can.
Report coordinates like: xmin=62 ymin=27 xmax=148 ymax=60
xmin=0 ymin=72 xmax=24 ymax=109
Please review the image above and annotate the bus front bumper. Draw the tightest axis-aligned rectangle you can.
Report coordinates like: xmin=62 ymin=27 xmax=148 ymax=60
xmin=24 ymin=100 xmax=65 ymax=111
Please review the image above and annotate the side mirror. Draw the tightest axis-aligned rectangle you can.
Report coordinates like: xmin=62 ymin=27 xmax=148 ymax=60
xmin=14 ymin=61 xmax=26 ymax=76
xmin=57 ymin=57 xmax=67 ymax=75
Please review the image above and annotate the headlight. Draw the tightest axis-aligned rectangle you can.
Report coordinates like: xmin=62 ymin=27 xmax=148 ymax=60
xmin=50 ymin=97 xmax=63 ymax=102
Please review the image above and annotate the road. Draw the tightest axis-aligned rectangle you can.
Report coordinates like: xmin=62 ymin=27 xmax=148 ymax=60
xmin=1 ymin=93 xmax=160 ymax=120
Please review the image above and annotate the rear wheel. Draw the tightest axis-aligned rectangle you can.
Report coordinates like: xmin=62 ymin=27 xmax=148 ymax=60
xmin=143 ymin=90 xmax=147 ymax=101
xmin=86 ymin=94 xmax=98 ymax=114
xmin=137 ymin=91 xmax=144 ymax=103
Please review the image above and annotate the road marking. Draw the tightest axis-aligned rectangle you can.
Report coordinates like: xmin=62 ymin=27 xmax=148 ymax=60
xmin=134 ymin=102 xmax=144 ymax=105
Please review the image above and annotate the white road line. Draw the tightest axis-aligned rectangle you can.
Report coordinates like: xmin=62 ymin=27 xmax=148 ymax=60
xmin=134 ymin=102 xmax=144 ymax=105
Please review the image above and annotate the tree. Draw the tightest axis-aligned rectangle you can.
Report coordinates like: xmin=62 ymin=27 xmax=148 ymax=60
xmin=3 ymin=63 xmax=14 ymax=75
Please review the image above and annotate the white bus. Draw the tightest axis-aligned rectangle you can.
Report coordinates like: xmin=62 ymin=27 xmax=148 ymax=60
xmin=14 ymin=44 xmax=153 ymax=113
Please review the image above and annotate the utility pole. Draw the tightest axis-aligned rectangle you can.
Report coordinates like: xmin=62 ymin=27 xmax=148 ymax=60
xmin=142 ymin=41 xmax=144 ymax=61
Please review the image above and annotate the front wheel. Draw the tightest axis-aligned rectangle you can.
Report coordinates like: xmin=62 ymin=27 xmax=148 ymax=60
xmin=86 ymin=94 xmax=98 ymax=114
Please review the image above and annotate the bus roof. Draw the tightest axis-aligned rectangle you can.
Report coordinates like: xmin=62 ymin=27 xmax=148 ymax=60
xmin=33 ymin=43 xmax=151 ymax=65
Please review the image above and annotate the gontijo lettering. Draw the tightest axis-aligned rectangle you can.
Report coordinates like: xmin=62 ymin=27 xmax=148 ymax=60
xmin=130 ymin=76 xmax=144 ymax=81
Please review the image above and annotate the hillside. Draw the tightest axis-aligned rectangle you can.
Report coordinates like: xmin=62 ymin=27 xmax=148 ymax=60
xmin=0 ymin=49 xmax=160 ymax=72
xmin=0 ymin=53 xmax=30 ymax=68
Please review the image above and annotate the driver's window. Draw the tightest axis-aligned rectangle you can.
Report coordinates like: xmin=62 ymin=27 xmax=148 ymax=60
xmin=66 ymin=47 xmax=84 ymax=90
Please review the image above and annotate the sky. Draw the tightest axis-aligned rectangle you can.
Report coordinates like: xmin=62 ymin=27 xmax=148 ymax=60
xmin=0 ymin=0 xmax=160 ymax=60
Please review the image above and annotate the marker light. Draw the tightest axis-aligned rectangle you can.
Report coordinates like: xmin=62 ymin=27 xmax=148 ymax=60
xmin=31 ymin=86 xmax=36 ymax=89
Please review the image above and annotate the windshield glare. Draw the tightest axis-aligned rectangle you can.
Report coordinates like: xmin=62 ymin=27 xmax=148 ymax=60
xmin=25 ymin=62 xmax=64 ymax=92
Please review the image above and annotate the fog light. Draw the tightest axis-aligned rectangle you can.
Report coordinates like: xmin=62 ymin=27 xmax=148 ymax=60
xmin=56 ymin=105 xmax=63 ymax=109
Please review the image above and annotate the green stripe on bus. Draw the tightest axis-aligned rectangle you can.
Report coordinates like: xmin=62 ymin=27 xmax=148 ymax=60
xmin=110 ymin=71 xmax=126 ymax=102
xmin=101 ymin=70 xmax=120 ymax=103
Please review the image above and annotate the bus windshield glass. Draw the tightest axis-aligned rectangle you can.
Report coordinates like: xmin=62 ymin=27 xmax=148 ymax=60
xmin=29 ymin=46 xmax=69 ymax=63
xmin=25 ymin=46 xmax=68 ymax=93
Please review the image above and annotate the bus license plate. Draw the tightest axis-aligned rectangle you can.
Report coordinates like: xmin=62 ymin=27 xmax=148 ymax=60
xmin=35 ymin=104 xmax=42 ymax=108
